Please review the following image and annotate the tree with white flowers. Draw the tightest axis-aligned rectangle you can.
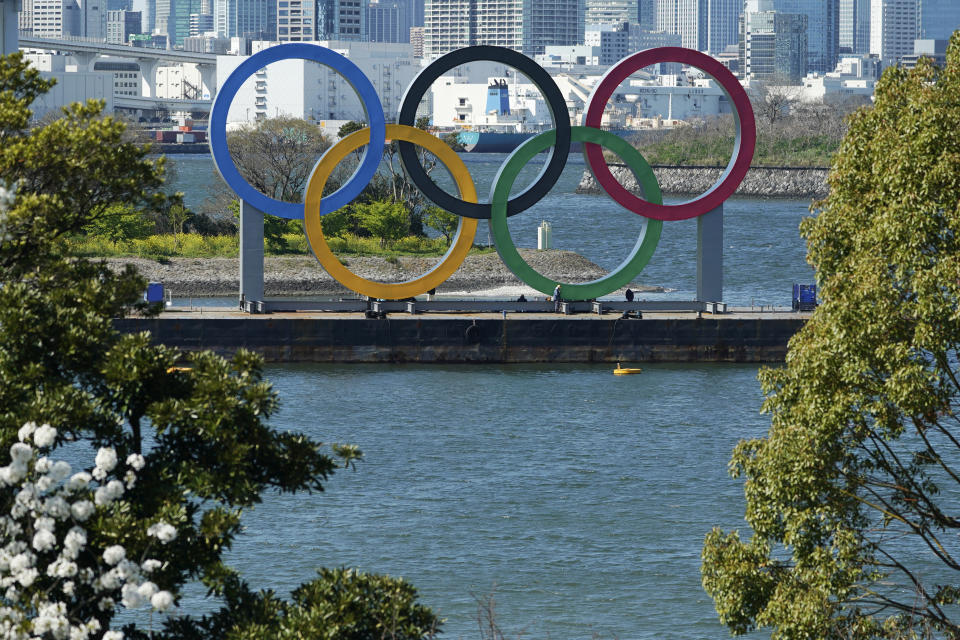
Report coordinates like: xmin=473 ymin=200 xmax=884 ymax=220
xmin=0 ymin=53 xmax=439 ymax=640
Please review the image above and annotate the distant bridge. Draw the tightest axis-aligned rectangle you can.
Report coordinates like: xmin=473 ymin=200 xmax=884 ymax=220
xmin=19 ymin=34 xmax=217 ymax=65
xmin=19 ymin=33 xmax=216 ymax=109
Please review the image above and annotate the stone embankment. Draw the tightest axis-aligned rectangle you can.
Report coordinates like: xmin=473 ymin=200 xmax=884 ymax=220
xmin=105 ymin=249 xmax=666 ymax=297
xmin=577 ymin=165 xmax=830 ymax=199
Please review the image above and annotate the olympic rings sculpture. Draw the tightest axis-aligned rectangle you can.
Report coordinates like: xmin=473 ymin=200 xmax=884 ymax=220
xmin=210 ymin=43 xmax=756 ymax=301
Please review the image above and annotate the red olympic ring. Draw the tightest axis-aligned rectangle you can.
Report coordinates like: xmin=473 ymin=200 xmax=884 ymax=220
xmin=583 ymin=47 xmax=756 ymax=221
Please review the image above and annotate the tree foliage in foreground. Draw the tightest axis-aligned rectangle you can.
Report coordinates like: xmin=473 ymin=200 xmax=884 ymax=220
xmin=701 ymin=34 xmax=960 ymax=639
xmin=0 ymin=53 xmax=439 ymax=639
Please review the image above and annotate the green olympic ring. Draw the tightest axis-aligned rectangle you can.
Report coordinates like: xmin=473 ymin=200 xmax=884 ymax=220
xmin=490 ymin=126 xmax=663 ymax=301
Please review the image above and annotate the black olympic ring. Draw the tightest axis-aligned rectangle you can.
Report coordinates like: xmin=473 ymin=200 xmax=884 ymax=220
xmin=396 ymin=45 xmax=572 ymax=220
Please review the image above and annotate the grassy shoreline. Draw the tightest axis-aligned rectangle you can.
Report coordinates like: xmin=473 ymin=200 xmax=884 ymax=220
xmin=65 ymin=232 xmax=496 ymax=260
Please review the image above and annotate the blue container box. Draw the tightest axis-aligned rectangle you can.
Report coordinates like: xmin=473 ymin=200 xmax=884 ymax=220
xmin=145 ymin=282 xmax=164 ymax=303
xmin=792 ymin=284 xmax=817 ymax=311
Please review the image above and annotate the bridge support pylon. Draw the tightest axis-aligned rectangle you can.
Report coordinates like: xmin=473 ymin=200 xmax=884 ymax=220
xmin=198 ymin=63 xmax=216 ymax=101
xmin=136 ymin=57 xmax=159 ymax=98
xmin=239 ymin=199 xmax=265 ymax=304
xmin=696 ymin=203 xmax=723 ymax=303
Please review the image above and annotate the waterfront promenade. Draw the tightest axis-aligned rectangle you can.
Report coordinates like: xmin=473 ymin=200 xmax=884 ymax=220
xmin=117 ymin=307 xmax=808 ymax=363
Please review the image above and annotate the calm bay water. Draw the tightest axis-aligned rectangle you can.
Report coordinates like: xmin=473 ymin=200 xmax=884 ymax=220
xmin=230 ymin=363 xmax=772 ymax=640
xmin=156 ymin=152 xmax=813 ymax=638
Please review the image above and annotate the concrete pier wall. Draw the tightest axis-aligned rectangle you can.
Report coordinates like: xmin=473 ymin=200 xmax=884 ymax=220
xmin=577 ymin=165 xmax=829 ymax=200
xmin=115 ymin=314 xmax=806 ymax=363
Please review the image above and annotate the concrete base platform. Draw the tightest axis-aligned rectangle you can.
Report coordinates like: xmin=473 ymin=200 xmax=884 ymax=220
xmin=115 ymin=308 xmax=809 ymax=363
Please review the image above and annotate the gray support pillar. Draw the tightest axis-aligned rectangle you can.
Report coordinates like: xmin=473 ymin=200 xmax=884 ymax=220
xmin=71 ymin=51 xmax=98 ymax=72
xmin=240 ymin=199 xmax=264 ymax=303
xmin=696 ymin=203 xmax=723 ymax=302
xmin=197 ymin=63 xmax=217 ymax=100
xmin=137 ymin=57 xmax=159 ymax=98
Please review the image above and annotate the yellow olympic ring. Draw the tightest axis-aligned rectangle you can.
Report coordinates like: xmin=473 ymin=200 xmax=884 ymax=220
xmin=304 ymin=124 xmax=478 ymax=300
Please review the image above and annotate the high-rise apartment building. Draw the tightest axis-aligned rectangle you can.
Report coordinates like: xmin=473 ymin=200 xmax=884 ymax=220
xmin=527 ymin=0 xmax=585 ymax=55
xmin=21 ymin=0 xmax=78 ymax=37
xmin=740 ymin=8 xmax=808 ymax=80
xmin=276 ymin=0 xmax=316 ymax=40
xmin=20 ymin=0 xmax=101 ymax=37
xmin=870 ymin=0 xmax=915 ymax=63
xmin=839 ymin=0 xmax=870 ymax=53
xmin=917 ymin=0 xmax=960 ymax=40
xmin=409 ymin=25 xmax=424 ymax=54
xmin=870 ymin=0 xmax=916 ymax=66
xmin=423 ymin=0 xmax=470 ymax=54
xmin=106 ymin=8 xmax=140 ymax=41
xmin=585 ymin=0 xmax=637 ymax=26
xmin=423 ymin=0 xmax=584 ymax=58
xmin=367 ymin=0 xmax=411 ymax=42
xmin=656 ymin=0 xmax=706 ymax=50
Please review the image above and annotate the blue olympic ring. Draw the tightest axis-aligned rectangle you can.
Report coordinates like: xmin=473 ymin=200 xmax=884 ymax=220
xmin=209 ymin=42 xmax=387 ymax=220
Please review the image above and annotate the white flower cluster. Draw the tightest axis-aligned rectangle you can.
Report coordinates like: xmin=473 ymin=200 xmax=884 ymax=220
xmin=0 ymin=180 xmax=16 ymax=245
xmin=0 ymin=424 xmax=177 ymax=640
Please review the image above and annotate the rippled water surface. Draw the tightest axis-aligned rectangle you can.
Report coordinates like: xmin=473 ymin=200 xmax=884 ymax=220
xmin=216 ymin=362 xmax=774 ymax=640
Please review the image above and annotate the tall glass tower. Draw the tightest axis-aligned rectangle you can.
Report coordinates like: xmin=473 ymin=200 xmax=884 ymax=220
xmin=917 ymin=0 xmax=960 ymax=40
xmin=313 ymin=0 xmax=366 ymax=40
xmin=706 ymin=0 xmax=741 ymax=53
xmin=746 ymin=0 xmax=839 ymax=74
xmin=214 ymin=0 xmax=275 ymax=39
xmin=367 ymin=0 xmax=411 ymax=42
xmin=839 ymin=0 xmax=870 ymax=53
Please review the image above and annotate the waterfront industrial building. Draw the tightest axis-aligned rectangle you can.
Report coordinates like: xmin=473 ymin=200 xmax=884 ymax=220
xmin=216 ymin=39 xmax=416 ymax=124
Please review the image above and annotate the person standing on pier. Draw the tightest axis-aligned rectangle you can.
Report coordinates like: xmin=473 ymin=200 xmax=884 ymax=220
xmin=553 ymin=284 xmax=562 ymax=313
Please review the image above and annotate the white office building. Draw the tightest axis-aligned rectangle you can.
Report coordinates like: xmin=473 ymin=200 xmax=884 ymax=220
xmin=217 ymin=40 xmax=417 ymax=123
xmin=793 ymin=54 xmax=878 ymax=101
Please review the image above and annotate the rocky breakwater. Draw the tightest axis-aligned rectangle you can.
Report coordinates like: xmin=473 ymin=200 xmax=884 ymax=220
xmin=106 ymin=250 xmax=667 ymax=297
xmin=577 ymin=164 xmax=830 ymax=200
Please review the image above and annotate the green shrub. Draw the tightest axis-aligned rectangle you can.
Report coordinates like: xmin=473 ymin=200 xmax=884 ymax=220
xmin=220 ymin=568 xmax=441 ymax=640
xmin=63 ymin=232 xmax=488 ymax=259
